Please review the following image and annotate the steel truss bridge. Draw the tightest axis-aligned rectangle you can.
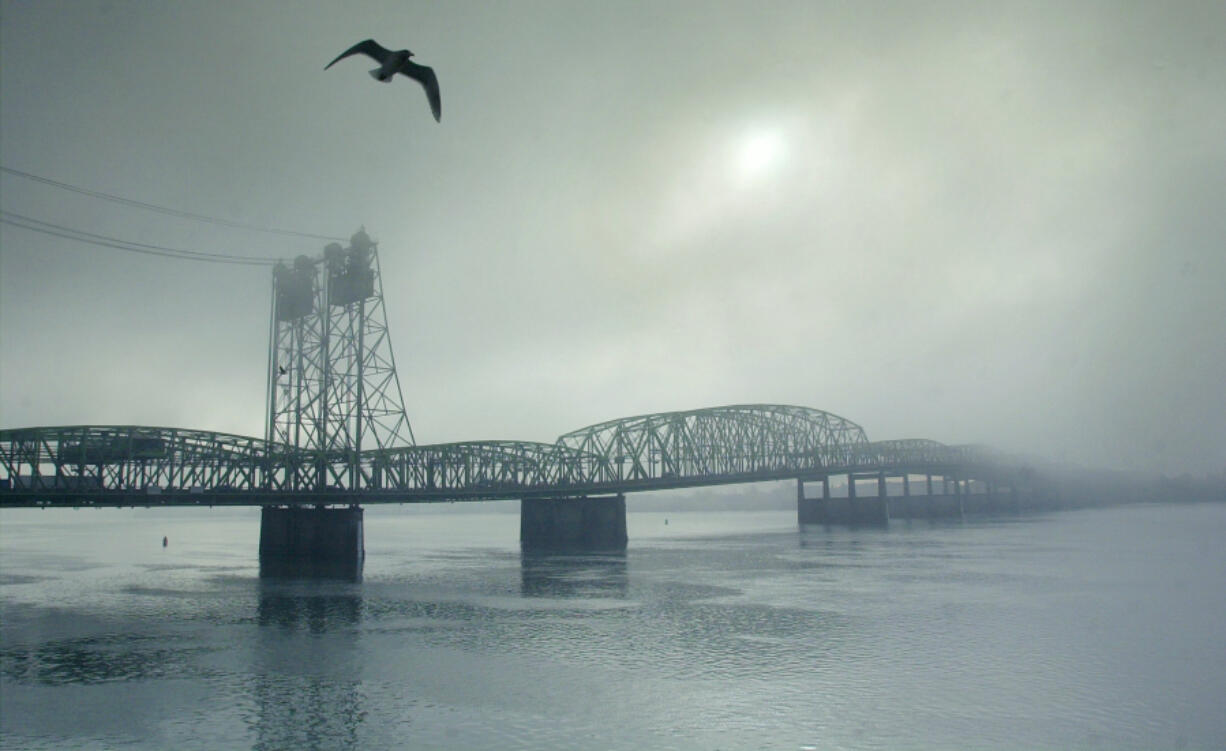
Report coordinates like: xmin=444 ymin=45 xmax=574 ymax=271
xmin=0 ymin=404 xmax=1015 ymax=508
xmin=1 ymin=230 xmax=1024 ymax=511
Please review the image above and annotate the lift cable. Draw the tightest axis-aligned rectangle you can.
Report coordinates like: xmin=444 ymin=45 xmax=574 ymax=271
xmin=1 ymin=210 xmax=280 ymax=266
xmin=1 ymin=165 xmax=346 ymax=242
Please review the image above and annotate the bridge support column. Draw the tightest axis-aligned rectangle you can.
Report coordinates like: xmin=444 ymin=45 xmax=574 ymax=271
xmin=971 ymin=480 xmax=1003 ymax=514
xmin=259 ymin=505 xmax=364 ymax=578
xmin=798 ymin=476 xmax=888 ymax=527
xmin=926 ymin=491 xmax=964 ymax=518
xmin=798 ymin=478 xmax=818 ymax=524
xmin=973 ymin=480 xmax=995 ymax=513
xmin=520 ymin=495 xmax=627 ymax=551
xmin=955 ymin=478 xmax=968 ymax=514
xmin=890 ymin=474 xmax=915 ymax=517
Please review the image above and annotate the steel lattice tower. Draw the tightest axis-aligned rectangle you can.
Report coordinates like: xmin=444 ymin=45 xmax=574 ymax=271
xmin=265 ymin=228 xmax=415 ymax=490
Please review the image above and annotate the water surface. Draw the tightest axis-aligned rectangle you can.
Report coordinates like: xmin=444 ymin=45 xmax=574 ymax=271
xmin=2 ymin=502 xmax=1223 ymax=750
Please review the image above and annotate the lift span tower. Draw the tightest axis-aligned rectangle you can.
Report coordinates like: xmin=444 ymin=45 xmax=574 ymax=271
xmin=266 ymin=228 xmax=415 ymax=492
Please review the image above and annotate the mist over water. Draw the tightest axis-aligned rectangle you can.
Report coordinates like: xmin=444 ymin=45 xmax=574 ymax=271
xmin=3 ymin=1 xmax=1225 ymax=474
xmin=2 ymin=502 xmax=1223 ymax=750
xmin=3 ymin=4 xmax=1223 ymax=750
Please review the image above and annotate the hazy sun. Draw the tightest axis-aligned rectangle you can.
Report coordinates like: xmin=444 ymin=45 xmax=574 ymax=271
xmin=735 ymin=129 xmax=786 ymax=180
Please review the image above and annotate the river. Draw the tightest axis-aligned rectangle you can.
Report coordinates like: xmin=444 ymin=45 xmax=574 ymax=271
xmin=2 ymin=501 xmax=1223 ymax=750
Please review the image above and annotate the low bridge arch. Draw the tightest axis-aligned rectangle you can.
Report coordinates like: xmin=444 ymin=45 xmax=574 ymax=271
xmin=555 ymin=404 xmax=870 ymax=487
xmin=852 ymin=439 xmax=951 ymax=468
xmin=0 ymin=425 xmax=270 ymax=492
xmin=1 ymin=408 xmax=1018 ymax=505
xmin=365 ymin=440 xmax=597 ymax=496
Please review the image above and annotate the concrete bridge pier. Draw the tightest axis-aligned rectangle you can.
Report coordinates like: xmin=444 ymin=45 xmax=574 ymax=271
xmin=978 ymin=480 xmax=1003 ymax=513
xmin=796 ymin=476 xmax=823 ymax=524
xmin=886 ymin=474 xmax=963 ymax=519
xmin=888 ymin=474 xmax=916 ymax=518
xmin=927 ymin=489 xmax=965 ymax=518
xmin=797 ymin=475 xmax=889 ymax=526
xmin=258 ymin=505 xmax=364 ymax=577
xmin=520 ymin=494 xmax=627 ymax=551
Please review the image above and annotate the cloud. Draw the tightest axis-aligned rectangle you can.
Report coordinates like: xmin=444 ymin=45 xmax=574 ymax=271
xmin=1 ymin=0 xmax=1223 ymax=474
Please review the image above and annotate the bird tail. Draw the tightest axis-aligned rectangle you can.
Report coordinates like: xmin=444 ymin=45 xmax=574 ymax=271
xmin=369 ymin=68 xmax=392 ymax=82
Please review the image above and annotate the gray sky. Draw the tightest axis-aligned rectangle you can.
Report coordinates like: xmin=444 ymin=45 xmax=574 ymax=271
xmin=2 ymin=0 xmax=1223 ymax=475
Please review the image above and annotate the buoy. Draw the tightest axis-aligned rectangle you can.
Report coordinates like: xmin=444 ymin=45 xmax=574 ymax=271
xmin=162 ymin=536 xmax=168 ymax=547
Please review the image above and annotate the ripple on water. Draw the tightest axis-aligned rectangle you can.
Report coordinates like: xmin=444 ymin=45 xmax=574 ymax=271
xmin=1 ymin=506 xmax=1224 ymax=750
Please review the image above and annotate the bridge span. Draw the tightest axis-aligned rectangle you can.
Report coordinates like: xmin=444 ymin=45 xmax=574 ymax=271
xmin=0 ymin=233 xmax=1038 ymax=568
xmin=0 ymin=404 xmax=1014 ymax=502
xmin=1 ymin=403 xmax=1032 ymax=559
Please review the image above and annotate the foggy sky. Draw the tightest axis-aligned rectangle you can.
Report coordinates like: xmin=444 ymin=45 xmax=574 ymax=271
xmin=1 ymin=1 xmax=1223 ymax=475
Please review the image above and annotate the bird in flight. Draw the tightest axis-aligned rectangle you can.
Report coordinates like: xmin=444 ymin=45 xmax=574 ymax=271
xmin=325 ymin=39 xmax=441 ymax=122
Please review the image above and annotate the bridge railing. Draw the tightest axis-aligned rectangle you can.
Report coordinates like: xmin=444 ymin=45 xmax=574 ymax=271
xmin=1 ymin=408 xmax=1016 ymax=504
xmin=359 ymin=440 xmax=599 ymax=494
xmin=0 ymin=426 xmax=271 ymax=493
xmin=555 ymin=404 xmax=872 ymax=486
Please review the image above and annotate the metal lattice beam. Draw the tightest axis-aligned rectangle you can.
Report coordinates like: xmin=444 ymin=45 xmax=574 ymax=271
xmin=556 ymin=404 xmax=871 ymax=483
xmin=266 ymin=230 xmax=415 ymax=491
xmin=0 ymin=406 xmax=1016 ymax=507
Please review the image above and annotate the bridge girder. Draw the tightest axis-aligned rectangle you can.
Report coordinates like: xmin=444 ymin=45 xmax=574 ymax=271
xmin=556 ymin=404 xmax=871 ymax=484
xmin=852 ymin=439 xmax=950 ymax=469
xmin=0 ymin=425 xmax=270 ymax=492
xmin=0 ymin=410 xmax=1020 ymax=506
xmin=362 ymin=440 xmax=598 ymax=494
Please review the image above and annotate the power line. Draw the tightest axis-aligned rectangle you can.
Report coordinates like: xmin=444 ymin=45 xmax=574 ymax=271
xmin=0 ymin=210 xmax=280 ymax=266
xmin=1 ymin=165 xmax=346 ymax=242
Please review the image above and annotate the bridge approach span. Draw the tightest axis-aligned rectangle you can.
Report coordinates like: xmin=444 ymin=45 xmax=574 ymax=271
xmin=0 ymin=405 xmax=1006 ymax=507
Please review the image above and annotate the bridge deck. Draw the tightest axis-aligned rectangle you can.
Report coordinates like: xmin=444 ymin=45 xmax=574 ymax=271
xmin=1 ymin=406 xmax=1019 ymax=508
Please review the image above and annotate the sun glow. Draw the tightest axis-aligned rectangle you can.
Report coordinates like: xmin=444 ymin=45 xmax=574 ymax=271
xmin=735 ymin=128 xmax=786 ymax=180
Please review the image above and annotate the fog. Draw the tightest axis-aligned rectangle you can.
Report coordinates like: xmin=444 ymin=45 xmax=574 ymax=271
xmin=2 ymin=1 xmax=1223 ymax=475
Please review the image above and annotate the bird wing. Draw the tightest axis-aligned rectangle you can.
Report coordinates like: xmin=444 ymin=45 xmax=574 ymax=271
xmin=325 ymin=39 xmax=391 ymax=70
xmin=400 ymin=61 xmax=441 ymax=122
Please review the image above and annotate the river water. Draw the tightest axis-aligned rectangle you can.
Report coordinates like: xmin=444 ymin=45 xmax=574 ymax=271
xmin=1 ymin=501 xmax=1223 ymax=750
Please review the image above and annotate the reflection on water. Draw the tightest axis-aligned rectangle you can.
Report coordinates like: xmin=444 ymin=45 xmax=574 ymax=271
xmin=1 ymin=630 xmax=207 ymax=686
xmin=258 ymin=556 xmax=363 ymax=583
xmin=252 ymin=578 xmax=365 ymax=751
xmin=1 ymin=506 xmax=1225 ymax=750
xmin=519 ymin=551 xmax=628 ymax=598
xmin=256 ymin=579 xmax=363 ymax=631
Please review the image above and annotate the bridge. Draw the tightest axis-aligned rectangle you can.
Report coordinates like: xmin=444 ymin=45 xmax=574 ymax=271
xmin=0 ymin=230 xmax=1036 ymax=565
xmin=0 ymin=411 xmax=1013 ymax=502
xmin=0 ymin=410 xmax=1032 ymax=556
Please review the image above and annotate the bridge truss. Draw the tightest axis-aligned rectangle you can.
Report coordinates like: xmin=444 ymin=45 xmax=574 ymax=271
xmin=267 ymin=228 xmax=414 ymax=492
xmin=0 ymin=407 xmax=1010 ymax=507
xmin=0 ymin=227 xmax=1019 ymax=508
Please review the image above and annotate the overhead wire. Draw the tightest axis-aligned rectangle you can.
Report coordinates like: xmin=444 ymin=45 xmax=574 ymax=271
xmin=0 ymin=210 xmax=280 ymax=266
xmin=1 ymin=165 xmax=346 ymax=242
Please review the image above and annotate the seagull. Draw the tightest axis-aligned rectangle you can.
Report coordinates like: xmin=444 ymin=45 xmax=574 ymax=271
xmin=325 ymin=38 xmax=441 ymax=122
